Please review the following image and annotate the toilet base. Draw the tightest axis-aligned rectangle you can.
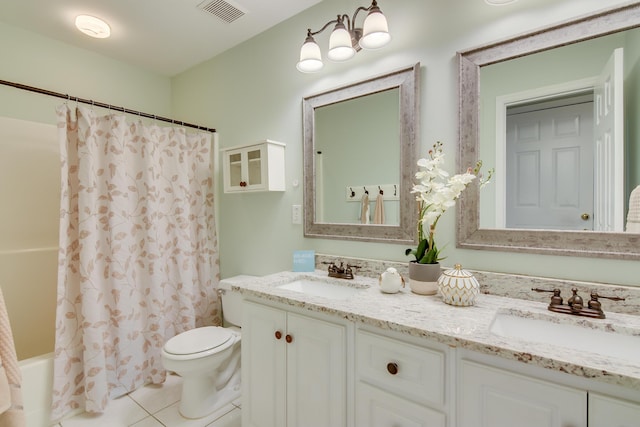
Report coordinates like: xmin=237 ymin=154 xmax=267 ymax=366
xmin=179 ymin=377 xmax=241 ymax=419
xmin=177 ymin=340 xmax=242 ymax=419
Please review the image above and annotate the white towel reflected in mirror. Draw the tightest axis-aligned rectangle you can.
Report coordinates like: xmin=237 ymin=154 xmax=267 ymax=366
xmin=373 ymin=193 xmax=385 ymax=224
xmin=360 ymin=193 xmax=370 ymax=224
xmin=626 ymin=185 xmax=640 ymax=233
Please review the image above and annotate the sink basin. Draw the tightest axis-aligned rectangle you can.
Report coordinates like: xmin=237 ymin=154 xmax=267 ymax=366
xmin=489 ymin=310 xmax=640 ymax=362
xmin=277 ymin=279 xmax=366 ymax=300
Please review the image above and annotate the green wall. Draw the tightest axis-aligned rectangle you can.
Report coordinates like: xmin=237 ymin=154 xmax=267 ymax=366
xmin=0 ymin=0 xmax=637 ymax=288
xmin=171 ymin=0 xmax=640 ymax=285
xmin=0 ymin=22 xmax=172 ymax=124
xmin=315 ymin=89 xmax=400 ymax=224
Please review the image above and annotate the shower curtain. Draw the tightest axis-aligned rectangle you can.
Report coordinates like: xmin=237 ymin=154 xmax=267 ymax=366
xmin=52 ymin=105 xmax=221 ymax=419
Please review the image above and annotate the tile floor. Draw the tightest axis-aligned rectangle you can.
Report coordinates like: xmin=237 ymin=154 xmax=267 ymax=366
xmin=52 ymin=374 xmax=241 ymax=427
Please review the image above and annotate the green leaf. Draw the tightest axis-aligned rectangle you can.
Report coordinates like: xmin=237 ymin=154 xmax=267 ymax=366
xmin=415 ymin=239 xmax=428 ymax=261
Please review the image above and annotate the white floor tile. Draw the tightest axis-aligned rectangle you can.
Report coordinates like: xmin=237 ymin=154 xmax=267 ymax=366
xmin=130 ymin=416 xmax=165 ymax=427
xmin=206 ymin=407 xmax=241 ymax=427
xmin=153 ymin=402 xmax=236 ymax=427
xmin=59 ymin=395 xmax=149 ymax=427
xmin=231 ymin=397 xmax=241 ymax=408
xmin=128 ymin=373 xmax=183 ymax=415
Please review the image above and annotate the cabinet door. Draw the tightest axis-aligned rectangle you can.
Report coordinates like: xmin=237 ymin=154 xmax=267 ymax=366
xmin=223 ymin=148 xmax=247 ymax=192
xmin=458 ymin=360 xmax=586 ymax=427
xmin=356 ymin=382 xmax=446 ymax=427
xmin=589 ymin=393 xmax=640 ymax=427
xmin=286 ymin=312 xmax=347 ymax=427
xmin=242 ymin=301 xmax=287 ymax=427
xmin=244 ymin=146 xmax=265 ymax=190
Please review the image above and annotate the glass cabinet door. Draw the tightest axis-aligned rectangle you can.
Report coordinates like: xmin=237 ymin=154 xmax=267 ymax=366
xmin=247 ymin=148 xmax=263 ymax=186
xmin=229 ymin=152 xmax=243 ymax=188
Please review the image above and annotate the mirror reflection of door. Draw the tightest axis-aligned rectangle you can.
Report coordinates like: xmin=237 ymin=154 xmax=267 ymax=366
xmin=593 ymin=48 xmax=624 ymax=232
xmin=506 ymin=95 xmax=594 ymax=230
xmin=502 ymin=48 xmax=625 ymax=231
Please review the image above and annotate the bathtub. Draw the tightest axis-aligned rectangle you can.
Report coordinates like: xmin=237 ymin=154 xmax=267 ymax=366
xmin=18 ymin=353 xmax=84 ymax=427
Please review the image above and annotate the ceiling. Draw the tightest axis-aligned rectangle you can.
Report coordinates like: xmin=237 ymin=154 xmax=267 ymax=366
xmin=0 ymin=0 xmax=322 ymax=76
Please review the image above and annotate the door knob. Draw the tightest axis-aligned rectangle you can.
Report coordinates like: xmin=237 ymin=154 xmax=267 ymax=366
xmin=581 ymin=213 xmax=590 ymax=220
xmin=285 ymin=334 xmax=293 ymax=343
xmin=275 ymin=330 xmax=282 ymax=340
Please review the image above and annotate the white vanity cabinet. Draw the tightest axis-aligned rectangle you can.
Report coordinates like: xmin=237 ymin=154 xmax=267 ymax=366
xmin=355 ymin=328 xmax=448 ymax=427
xmin=222 ymin=140 xmax=285 ymax=193
xmin=241 ymin=300 xmax=348 ymax=427
xmin=589 ymin=393 xmax=640 ymax=427
xmin=458 ymin=359 xmax=586 ymax=427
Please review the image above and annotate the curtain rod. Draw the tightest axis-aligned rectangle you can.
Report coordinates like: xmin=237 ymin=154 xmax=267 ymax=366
xmin=0 ymin=79 xmax=216 ymax=133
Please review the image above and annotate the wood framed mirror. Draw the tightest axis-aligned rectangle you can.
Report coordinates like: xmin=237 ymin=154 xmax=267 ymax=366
xmin=457 ymin=3 xmax=640 ymax=260
xmin=303 ymin=63 xmax=420 ymax=244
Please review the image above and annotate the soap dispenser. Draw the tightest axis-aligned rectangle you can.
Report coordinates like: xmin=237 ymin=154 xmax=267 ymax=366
xmin=379 ymin=267 xmax=405 ymax=294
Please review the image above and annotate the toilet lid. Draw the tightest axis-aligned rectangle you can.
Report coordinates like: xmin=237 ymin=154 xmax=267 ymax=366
xmin=164 ymin=326 xmax=233 ymax=356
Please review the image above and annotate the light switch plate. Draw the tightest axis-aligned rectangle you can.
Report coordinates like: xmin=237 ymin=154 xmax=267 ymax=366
xmin=292 ymin=205 xmax=302 ymax=224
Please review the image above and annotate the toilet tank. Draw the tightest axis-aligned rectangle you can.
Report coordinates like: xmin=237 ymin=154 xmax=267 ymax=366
xmin=219 ymin=275 xmax=255 ymax=327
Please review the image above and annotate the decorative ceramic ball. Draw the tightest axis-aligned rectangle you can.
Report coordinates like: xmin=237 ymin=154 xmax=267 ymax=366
xmin=437 ymin=264 xmax=480 ymax=306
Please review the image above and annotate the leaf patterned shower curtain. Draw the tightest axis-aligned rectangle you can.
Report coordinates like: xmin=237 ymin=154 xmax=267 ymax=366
xmin=52 ymin=105 xmax=221 ymax=419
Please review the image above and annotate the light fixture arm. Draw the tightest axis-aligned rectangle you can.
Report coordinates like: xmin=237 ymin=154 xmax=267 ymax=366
xmin=296 ymin=0 xmax=390 ymax=73
xmin=305 ymin=2 xmax=374 ymax=45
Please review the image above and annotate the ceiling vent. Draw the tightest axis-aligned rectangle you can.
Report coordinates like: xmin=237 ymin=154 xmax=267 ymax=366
xmin=198 ymin=0 xmax=246 ymax=23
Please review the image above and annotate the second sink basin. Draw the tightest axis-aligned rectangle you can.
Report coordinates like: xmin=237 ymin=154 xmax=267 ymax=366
xmin=489 ymin=310 xmax=640 ymax=362
xmin=277 ymin=279 xmax=366 ymax=300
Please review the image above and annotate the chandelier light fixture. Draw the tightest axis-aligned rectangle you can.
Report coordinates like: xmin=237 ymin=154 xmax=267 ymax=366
xmin=296 ymin=0 xmax=391 ymax=73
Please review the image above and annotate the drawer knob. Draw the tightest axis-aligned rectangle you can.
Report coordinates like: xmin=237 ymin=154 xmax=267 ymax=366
xmin=286 ymin=334 xmax=293 ymax=343
xmin=387 ymin=362 xmax=399 ymax=375
xmin=275 ymin=330 xmax=282 ymax=340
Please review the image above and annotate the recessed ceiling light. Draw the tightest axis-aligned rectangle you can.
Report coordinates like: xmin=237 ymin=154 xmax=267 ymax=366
xmin=485 ymin=0 xmax=519 ymax=5
xmin=75 ymin=15 xmax=111 ymax=39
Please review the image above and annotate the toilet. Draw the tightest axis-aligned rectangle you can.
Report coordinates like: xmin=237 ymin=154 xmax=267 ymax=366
xmin=161 ymin=276 xmax=247 ymax=419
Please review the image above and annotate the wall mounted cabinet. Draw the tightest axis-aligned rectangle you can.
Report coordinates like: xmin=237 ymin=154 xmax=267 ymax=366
xmin=222 ymin=140 xmax=285 ymax=193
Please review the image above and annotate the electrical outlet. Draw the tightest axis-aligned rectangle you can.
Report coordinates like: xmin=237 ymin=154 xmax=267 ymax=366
xmin=292 ymin=205 xmax=302 ymax=224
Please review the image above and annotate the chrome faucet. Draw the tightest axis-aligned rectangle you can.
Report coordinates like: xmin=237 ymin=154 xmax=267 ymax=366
xmin=532 ymin=287 xmax=625 ymax=319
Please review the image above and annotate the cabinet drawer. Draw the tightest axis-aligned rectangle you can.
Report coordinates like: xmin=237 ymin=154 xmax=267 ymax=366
xmin=356 ymin=381 xmax=446 ymax=427
xmin=356 ymin=329 xmax=445 ymax=407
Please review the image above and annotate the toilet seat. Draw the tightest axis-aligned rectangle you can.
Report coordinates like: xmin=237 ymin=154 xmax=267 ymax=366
xmin=164 ymin=326 xmax=233 ymax=356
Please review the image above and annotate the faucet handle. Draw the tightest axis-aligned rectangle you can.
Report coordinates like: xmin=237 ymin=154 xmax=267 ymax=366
xmin=532 ymin=288 xmax=563 ymax=305
xmin=531 ymin=287 xmax=557 ymax=293
xmin=588 ymin=291 xmax=625 ymax=309
xmin=590 ymin=292 xmax=626 ymax=302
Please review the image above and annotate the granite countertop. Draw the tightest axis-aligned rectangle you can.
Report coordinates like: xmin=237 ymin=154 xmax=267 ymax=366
xmin=227 ymin=270 xmax=640 ymax=391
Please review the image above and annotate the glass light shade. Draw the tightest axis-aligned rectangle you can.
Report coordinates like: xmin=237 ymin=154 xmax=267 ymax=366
xmin=359 ymin=10 xmax=390 ymax=49
xmin=75 ymin=15 xmax=111 ymax=39
xmin=327 ymin=25 xmax=355 ymax=62
xmin=296 ymin=38 xmax=323 ymax=73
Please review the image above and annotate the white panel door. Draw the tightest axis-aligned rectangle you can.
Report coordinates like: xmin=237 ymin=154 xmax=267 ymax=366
xmin=458 ymin=360 xmax=586 ymax=427
xmin=286 ymin=312 xmax=347 ymax=427
xmin=241 ymin=301 xmax=287 ymax=427
xmin=593 ymin=48 xmax=624 ymax=232
xmin=506 ymin=101 xmax=594 ymax=229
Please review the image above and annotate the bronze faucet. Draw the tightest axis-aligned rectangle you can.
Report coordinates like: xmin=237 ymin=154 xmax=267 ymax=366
xmin=322 ymin=261 xmax=361 ymax=280
xmin=532 ymin=287 xmax=625 ymax=319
